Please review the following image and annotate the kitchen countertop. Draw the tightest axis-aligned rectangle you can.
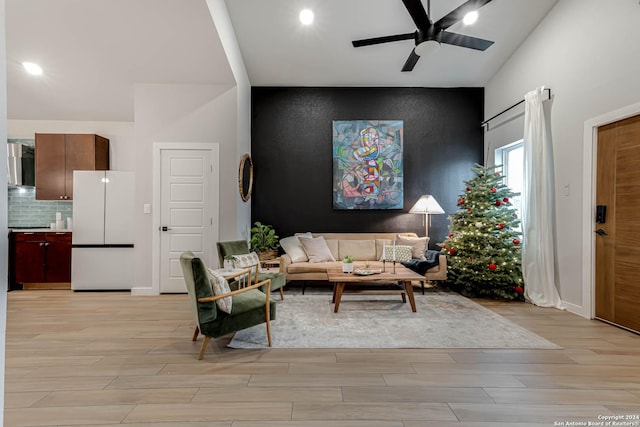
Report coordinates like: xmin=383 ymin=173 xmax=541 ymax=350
xmin=9 ymin=228 xmax=72 ymax=232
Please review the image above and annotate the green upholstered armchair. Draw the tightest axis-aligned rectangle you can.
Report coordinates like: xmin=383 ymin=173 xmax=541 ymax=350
xmin=216 ymin=240 xmax=287 ymax=300
xmin=179 ymin=251 xmax=276 ymax=360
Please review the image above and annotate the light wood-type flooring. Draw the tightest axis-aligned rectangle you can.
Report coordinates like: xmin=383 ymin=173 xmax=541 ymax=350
xmin=4 ymin=287 xmax=640 ymax=426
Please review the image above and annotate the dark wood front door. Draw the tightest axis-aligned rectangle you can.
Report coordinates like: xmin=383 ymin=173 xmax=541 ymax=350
xmin=595 ymin=114 xmax=640 ymax=333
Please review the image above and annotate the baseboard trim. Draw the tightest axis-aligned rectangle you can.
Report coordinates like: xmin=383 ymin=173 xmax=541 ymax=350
xmin=130 ymin=286 xmax=159 ymax=296
xmin=23 ymin=282 xmax=71 ymax=290
xmin=562 ymin=300 xmax=590 ymax=319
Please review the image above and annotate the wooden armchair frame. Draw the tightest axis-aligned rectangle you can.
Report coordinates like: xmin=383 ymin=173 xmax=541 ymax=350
xmin=192 ymin=267 xmax=272 ymax=359
xmin=245 ymin=262 xmax=285 ymax=300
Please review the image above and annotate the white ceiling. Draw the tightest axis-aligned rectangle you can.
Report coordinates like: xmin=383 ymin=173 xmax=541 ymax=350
xmin=226 ymin=0 xmax=558 ymax=87
xmin=6 ymin=0 xmax=234 ymax=121
xmin=5 ymin=0 xmax=558 ymax=122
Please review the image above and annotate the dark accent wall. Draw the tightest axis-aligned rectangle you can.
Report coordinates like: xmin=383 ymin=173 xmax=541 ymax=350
xmin=251 ymin=87 xmax=483 ymax=248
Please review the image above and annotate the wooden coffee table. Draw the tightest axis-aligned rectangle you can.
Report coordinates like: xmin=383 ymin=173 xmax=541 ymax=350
xmin=327 ymin=265 xmax=424 ymax=313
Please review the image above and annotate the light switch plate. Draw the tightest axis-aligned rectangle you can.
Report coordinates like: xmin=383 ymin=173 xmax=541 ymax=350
xmin=143 ymin=203 xmax=151 ymax=214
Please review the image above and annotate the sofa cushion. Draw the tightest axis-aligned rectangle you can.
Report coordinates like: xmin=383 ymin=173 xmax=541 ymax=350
xmin=339 ymin=239 xmax=376 ymax=261
xmin=375 ymin=239 xmax=393 ymax=260
xmin=280 ymin=236 xmax=308 ymax=263
xmin=286 ymin=260 xmax=388 ymax=275
xmin=299 ymin=236 xmax=336 ymax=263
xmin=287 ymin=261 xmax=341 ymax=274
xmin=396 ymin=235 xmax=430 ymax=260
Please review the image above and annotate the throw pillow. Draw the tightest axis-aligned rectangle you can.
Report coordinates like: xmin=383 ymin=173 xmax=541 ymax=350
xmin=232 ymin=251 xmax=263 ymax=279
xmin=298 ymin=236 xmax=336 ymax=263
xmin=206 ymin=269 xmax=232 ymax=313
xmin=325 ymin=239 xmax=339 ymax=261
xmin=396 ymin=235 xmax=430 ymax=260
xmin=339 ymin=240 xmax=376 ymax=261
xmin=280 ymin=236 xmax=309 ymax=263
xmin=382 ymin=245 xmax=413 ymax=262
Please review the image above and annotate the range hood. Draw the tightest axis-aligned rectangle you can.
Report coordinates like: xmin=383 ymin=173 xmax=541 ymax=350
xmin=7 ymin=142 xmax=35 ymax=187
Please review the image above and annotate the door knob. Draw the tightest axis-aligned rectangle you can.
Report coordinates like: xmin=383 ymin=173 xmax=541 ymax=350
xmin=161 ymin=226 xmax=172 ymax=232
xmin=595 ymin=228 xmax=608 ymax=236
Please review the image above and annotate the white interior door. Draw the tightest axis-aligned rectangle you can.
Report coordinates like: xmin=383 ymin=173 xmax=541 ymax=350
xmin=159 ymin=149 xmax=217 ymax=293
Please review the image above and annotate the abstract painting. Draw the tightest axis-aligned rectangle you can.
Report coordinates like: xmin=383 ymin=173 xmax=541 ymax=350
xmin=333 ymin=120 xmax=403 ymax=210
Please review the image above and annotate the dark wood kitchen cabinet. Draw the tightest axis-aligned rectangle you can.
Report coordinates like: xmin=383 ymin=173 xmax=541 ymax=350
xmin=35 ymin=133 xmax=109 ymax=200
xmin=9 ymin=232 xmax=72 ymax=290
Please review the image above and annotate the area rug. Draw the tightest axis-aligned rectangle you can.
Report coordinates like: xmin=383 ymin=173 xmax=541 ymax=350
xmin=228 ymin=292 xmax=561 ymax=349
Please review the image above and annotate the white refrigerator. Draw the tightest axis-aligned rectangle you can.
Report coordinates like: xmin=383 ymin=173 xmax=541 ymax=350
xmin=72 ymin=171 xmax=135 ymax=290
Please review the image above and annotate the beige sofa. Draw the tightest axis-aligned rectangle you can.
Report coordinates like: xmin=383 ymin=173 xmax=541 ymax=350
xmin=279 ymin=232 xmax=447 ymax=291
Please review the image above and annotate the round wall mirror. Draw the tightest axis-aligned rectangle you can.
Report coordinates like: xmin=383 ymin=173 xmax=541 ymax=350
xmin=238 ymin=153 xmax=253 ymax=202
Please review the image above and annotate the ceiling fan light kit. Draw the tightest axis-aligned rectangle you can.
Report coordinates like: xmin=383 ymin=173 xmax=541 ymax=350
xmin=351 ymin=0 xmax=495 ymax=72
xmin=415 ymin=39 xmax=441 ymax=57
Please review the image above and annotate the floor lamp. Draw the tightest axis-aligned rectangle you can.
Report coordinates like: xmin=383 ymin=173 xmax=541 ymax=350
xmin=409 ymin=195 xmax=445 ymax=239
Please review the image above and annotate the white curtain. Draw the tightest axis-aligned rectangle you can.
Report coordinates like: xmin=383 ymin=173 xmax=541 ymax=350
xmin=522 ymin=87 xmax=564 ymax=309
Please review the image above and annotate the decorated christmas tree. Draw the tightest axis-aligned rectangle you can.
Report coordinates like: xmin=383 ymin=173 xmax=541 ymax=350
xmin=440 ymin=164 xmax=524 ymax=300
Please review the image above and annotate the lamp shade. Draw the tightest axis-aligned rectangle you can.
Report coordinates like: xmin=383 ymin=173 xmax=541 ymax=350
xmin=409 ymin=195 xmax=444 ymax=214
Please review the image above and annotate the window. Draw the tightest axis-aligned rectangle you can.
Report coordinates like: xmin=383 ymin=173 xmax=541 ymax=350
xmin=496 ymin=140 xmax=524 ymax=231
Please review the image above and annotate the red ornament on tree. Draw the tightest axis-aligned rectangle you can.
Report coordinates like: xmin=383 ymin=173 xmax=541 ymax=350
xmin=442 ymin=243 xmax=447 ymax=249
xmin=467 ymin=208 xmax=472 ymax=213
xmin=491 ymin=187 xmax=497 ymax=193
xmin=449 ymin=248 xmax=456 ymax=255
xmin=447 ymin=233 xmax=453 ymax=238
xmin=489 ymin=263 xmax=497 ymax=271
xmin=495 ymin=200 xmax=502 ymax=207
xmin=466 ymin=186 xmax=471 ymax=192
xmin=513 ymin=238 xmax=520 ymax=245
xmin=503 ymin=197 xmax=509 ymax=203
xmin=515 ymin=285 xmax=523 ymax=293
xmin=458 ymin=199 xmax=465 ymax=205
xmin=498 ymin=223 xmax=505 ymax=229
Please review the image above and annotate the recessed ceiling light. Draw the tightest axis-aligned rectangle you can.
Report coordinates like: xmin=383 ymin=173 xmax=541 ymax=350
xmin=299 ymin=9 xmax=314 ymax=25
xmin=463 ymin=10 xmax=479 ymax=25
xmin=22 ymin=62 xmax=43 ymax=76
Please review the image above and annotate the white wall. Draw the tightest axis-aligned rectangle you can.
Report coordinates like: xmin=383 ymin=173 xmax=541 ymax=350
xmin=132 ymin=83 xmax=237 ymax=292
xmin=6 ymin=82 xmax=240 ymax=295
xmin=7 ymin=120 xmax=135 ymax=171
xmin=4 ymin=1 xmax=252 ymax=296
xmin=485 ymin=0 xmax=640 ymax=315
xmin=0 ymin=0 xmax=7 ymax=421
xmin=208 ymin=0 xmax=251 ymax=242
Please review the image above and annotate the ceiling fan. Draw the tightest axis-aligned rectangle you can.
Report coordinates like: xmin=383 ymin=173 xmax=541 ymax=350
xmin=352 ymin=0 xmax=495 ymax=72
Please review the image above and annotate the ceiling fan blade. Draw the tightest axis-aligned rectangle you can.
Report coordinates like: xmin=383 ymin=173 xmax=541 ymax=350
xmin=440 ymin=31 xmax=494 ymax=51
xmin=401 ymin=49 xmax=420 ymax=72
xmin=435 ymin=0 xmax=493 ymax=30
xmin=401 ymin=0 xmax=431 ymax=33
xmin=352 ymin=32 xmax=415 ymax=48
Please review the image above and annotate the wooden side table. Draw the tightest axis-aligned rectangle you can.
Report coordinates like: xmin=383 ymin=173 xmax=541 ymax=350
xmin=260 ymin=258 xmax=280 ymax=272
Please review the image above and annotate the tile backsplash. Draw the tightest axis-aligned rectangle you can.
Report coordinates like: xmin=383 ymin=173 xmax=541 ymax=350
xmin=8 ymin=187 xmax=73 ymax=228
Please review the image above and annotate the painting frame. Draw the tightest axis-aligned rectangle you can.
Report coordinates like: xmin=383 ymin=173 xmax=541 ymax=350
xmin=332 ymin=120 xmax=404 ymax=210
